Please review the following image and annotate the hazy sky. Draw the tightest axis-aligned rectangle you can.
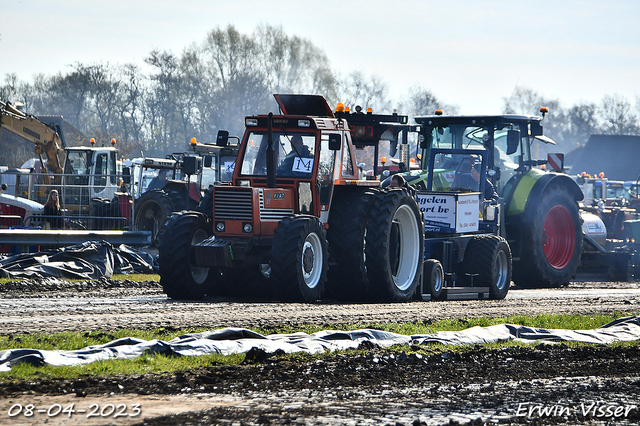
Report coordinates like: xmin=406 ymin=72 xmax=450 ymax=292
xmin=1 ymin=0 xmax=639 ymax=115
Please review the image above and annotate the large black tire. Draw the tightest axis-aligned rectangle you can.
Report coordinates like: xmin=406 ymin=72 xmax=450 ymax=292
xmin=89 ymin=197 xmax=111 ymax=230
xmin=158 ymin=211 xmax=214 ymax=300
xmin=513 ymin=186 xmax=583 ymax=288
xmin=196 ymin=187 xmax=214 ymax=220
xmin=326 ymin=189 xmax=377 ymax=301
xmin=270 ymin=216 xmax=328 ymax=302
xmin=135 ymin=190 xmax=175 ymax=246
xmin=424 ymin=259 xmax=444 ymax=301
xmin=166 ymin=187 xmax=198 ymax=212
xmin=365 ymin=189 xmax=424 ymax=302
xmin=463 ymin=234 xmax=511 ymax=300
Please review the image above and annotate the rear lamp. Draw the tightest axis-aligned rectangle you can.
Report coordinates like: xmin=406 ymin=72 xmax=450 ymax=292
xmin=215 ymin=222 xmax=225 ymax=232
xmin=298 ymin=119 xmax=310 ymax=127
xmin=243 ymin=223 xmax=253 ymax=233
xmin=246 ymin=118 xmax=258 ymax=126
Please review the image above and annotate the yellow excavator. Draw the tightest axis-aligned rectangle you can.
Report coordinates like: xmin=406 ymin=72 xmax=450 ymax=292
xmin=0 ymin=100 xmax=66 ymax=181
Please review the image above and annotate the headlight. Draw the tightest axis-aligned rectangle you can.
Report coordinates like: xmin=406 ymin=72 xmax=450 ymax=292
xmin=243 ymin=223 xmax=253 ymax=233
xmin=216 ymin=222 xmax=225 ymax=232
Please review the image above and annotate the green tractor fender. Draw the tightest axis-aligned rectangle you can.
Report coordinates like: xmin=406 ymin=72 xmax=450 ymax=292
xmin=506 ymin=169 xmax=583 ymax=220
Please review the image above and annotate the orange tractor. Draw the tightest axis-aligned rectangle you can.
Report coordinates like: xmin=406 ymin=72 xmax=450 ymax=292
xmin=158 ymin=95 xmax=424 ymax=302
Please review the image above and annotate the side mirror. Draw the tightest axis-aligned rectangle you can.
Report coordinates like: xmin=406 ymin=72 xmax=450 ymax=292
xmin=182 ymin=156 xmax=201 ymax=175
xmin=530 ymin=121 xmax=543 ymax=136
xmin=506 ymin=130 xmax=520 ymax=155
xmin=203 ymin=155 xmax=213 ymax=168
xmin=216 ymin=130 xmax=229 ymax=147
xmin=329 ymin=134 xmax=341 ymax=151
xmin=122 ymin=167 xmax=131 ymax=184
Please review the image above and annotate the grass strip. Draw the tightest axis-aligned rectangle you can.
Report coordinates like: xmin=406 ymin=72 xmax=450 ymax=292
xmin=0 ymin=312 xmax=638 ymax=381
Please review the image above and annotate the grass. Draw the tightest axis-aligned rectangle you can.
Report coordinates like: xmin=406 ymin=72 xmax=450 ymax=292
xmin=0 ymin=312 xmax=637 ymax=381
xmin=0 ymin=273 xmax=159 ymax=285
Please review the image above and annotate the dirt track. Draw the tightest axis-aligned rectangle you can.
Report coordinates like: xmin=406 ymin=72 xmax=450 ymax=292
xmin=1 ymin=278 xmax=640 ymax=425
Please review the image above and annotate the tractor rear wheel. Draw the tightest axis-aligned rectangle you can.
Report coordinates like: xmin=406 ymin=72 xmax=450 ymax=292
xmin=514 ymin=186 xmax=582 ymax=288
xmin=365 ymin=190 xmax=424 ymax=302
xmin=158 ymin=211 xmax=214 ymax=300
xmin=463 ymin=234 xmax=511 ymax=299
xmin=270 ymin=216 xmax=328 ymax=302
xmin=326 ymin=189 xmax=377 ymax=301
xmin=135 ymin=190 xmax=175 ymax=246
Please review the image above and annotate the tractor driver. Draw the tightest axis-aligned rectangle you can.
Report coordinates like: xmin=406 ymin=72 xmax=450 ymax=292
xmin=470 ymin=162 xmax=499 ymax=203
xmin=277 ymin=134 xmax=312 ymax=175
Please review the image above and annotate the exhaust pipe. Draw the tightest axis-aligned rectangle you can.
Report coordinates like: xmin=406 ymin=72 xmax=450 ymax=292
xmin=266 ymin=112 xmax=276 ymax=188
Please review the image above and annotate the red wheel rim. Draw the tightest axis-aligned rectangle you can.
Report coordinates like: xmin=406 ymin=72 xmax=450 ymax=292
xmin=542 ymin=205 xmax=575 ymax=269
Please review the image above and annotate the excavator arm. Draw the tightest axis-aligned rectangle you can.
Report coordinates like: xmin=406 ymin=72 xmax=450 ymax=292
xmin=0 ymin=100 xmax=66 ymax=175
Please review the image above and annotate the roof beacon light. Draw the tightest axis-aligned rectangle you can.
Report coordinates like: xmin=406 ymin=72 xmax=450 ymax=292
xmin=90 ymin=138 xmax=95 ymax=146
xmin=335 ymin=103 xmax=345 ymax=113
xmin=599 ymin=172 xmax=605 ymax=178
xmin=540 ymin=107 xmax=549 ymax=118
xmin=435 ymin=110 xmax=443 ymax=116
xmin=111 ymin=138 xmax=116 ymax=146
xmin=367 ymin=107 xmax=372 ymax=114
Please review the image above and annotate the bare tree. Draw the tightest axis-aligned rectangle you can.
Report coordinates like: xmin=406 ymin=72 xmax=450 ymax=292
xmin=600 ymin=94 xmax=639 ymax=135
xmin=403 ymin=87 xmax=459 ymax=116
xmin=336 ymin=71 xmax=391 ymax=113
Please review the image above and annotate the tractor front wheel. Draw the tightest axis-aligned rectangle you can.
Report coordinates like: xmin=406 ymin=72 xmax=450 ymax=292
xmin=270 ymin=216 xmax=328 ymax=302
xmin=463 ymin=234 xmax=511 ymax=300
xmin=158 ymin=211 xmax=214 ymax=300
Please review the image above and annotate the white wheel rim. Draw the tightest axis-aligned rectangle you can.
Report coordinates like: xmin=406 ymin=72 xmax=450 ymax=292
xmin=432 ymin=264 xmax=443 ymax=293
xmin=190 ymin=228 xmax=209 ymax=284
xmin=495 ymin=248 xmax=509 ymax=291
xmin=392 ymin=204 xmax=421 ymax=291
xmin=302 ymin=232 xmax=323 ymax=289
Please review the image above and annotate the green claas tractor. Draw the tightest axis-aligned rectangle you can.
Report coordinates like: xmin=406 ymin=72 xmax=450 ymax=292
xmin=399 ymin=108 xmax=583 ymax=288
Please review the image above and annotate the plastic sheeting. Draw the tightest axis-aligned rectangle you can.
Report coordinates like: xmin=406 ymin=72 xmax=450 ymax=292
xmin=0 ymin=241 xmax=157 ymax=280
xmin=2 ymin=316 xmax=640 ymax=372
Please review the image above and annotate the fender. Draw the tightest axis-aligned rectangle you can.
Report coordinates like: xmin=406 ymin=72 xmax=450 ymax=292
xmin=507 ymin=169 xmax=583 ymax=221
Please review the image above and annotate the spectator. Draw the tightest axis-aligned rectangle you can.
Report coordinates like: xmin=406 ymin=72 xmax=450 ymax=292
xmin=44 ymin=189 xmax=64 ymax=229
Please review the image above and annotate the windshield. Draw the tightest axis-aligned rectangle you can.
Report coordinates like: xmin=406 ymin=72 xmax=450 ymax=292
xmin=65 ymin=151 xmax=90 ymax=175
xmin=240 ymin=132 xmax=316 ymax=177
xmin=422 ymin=122 xmax=528 ymax=195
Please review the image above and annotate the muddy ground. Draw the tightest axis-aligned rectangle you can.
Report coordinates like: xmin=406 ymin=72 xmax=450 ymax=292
xmin=1 ymin=278 xmax=640 ymax=425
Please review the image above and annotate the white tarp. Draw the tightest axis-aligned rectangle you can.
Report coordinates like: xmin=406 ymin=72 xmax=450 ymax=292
xmin=2 ymin=316 xmax=640 ymax=372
